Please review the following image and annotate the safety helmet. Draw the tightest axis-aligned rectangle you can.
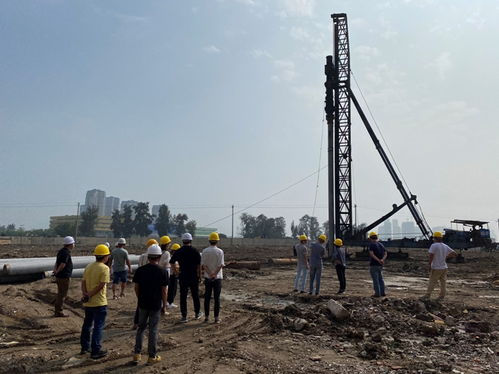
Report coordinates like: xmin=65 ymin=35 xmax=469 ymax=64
xmin=117 ymin=238 xmax=126 ymax=245
xmin=299 ymin=234 xmax=308 ymax=241
xmin=147 ymin=244 xmax=162 ymax=256
xmin=171 ymin=243 xmax=181 ymax=251
xmin=181 ymin=233 xmax=193 ymax=241
xmin=318 ymin=234 xmax=327 ymax=242
xmin=209 ymin=232 xmax=220 ymax=241
xmin=94 ymin=244 xmax=110 ymax=256
xmin=63 ymin=236 xmax=75 ymax=245
xmin=334 ymin=238 xmax=343 ymax=247
xmin=146 ymin=239 xmax=158 ymax=247
xmin=159 ymin=236 xmax=171 ymax=245
xmin=433 ymin=231 xmax=443 ymax=238
xmin=368 ymin=231 xmax=378 ymax=238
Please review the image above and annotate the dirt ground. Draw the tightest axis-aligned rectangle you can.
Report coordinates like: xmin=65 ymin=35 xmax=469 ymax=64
xmin=0 ymin=244 xmax=498 ymax=374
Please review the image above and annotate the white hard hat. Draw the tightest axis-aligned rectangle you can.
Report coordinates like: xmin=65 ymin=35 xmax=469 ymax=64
xmin=181 ymin=233 xmax=193 ymax=241
xmin=105 ymin=242 xmax=110 ymax=248
xmin=117 ymin=238 xmax=126 ymax=245
xmin=63 ymin=236 xmax=75 ymax=245
xmin=147 ymin=244 xmax=162 ymax=256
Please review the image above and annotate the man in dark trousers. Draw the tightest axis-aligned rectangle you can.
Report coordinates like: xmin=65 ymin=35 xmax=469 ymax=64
xmin=332 ymin=238 xmax=347 ymax=294
xmin=201 ymin=232 xmax=225 ymax=324
xmin=53 ymin=236 xmax=74 ymax=317
xmin=166 ymin=243 xmax=181 ymax=308
xmin=132 ymin=244 xmax=168 ymax=365
xmin=169 ymin=233 xmax=201 ymax=323
xmin=368 ymin=232 xmax=387 ymax=297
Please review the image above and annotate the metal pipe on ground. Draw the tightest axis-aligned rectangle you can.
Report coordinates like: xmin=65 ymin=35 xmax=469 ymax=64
xmin=225 ymin=261 xmax=261 ymax=270
xmin=267 ymin=258 xmax=298 ymax=266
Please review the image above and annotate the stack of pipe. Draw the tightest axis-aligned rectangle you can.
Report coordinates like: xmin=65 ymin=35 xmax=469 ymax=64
xmin=0 ymin=255 xmax=141 ymax=284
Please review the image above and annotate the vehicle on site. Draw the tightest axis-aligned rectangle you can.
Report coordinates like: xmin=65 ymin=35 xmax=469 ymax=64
xmin=443 ymin=219 xmax=494 ymax=250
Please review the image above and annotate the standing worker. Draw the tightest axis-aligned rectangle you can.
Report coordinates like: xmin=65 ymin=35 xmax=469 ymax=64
xmin=80 ymin=244 xmax=111 ymax=359
xmin=158 ymin=236 xmax=172 ymax=277
xmin=201 ymin=232 xmax=225 ymax=324
xmin=53 ymin=236 xmax=75 ymax=317
xmin=166 ymin=243 xmax=181 ymax=309
xmin=169 ymin=233 xmax=201 ymax=323
xmin=309 ymin=234 xmax=327 ymax=296
xmin=139 ymin=239 xmax=159 ymax=267
xmin=109 ymin=238 xmax=132 ymax=299
xmin=332 ymin=238 xmax=347 ymax=294
xmin=132 ymin=244 xmax=168 ymax=365
xmin=368 ymin=232 xmax=387 ymax=298
xmin=293 ymin=235 xmax=309 ymax=293
xmin=423 ymin=231 xmax=456 ymax=301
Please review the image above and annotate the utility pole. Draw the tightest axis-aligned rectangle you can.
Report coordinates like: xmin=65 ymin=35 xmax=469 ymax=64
xmin=231 ymin=204 xmax=234 ymax=245
xmin=74 ymin=202 xmax=80 ymax=241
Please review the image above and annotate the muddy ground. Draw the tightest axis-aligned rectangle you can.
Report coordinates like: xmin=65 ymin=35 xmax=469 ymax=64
xmin=0 ymin=244 xmax=498 ymax=374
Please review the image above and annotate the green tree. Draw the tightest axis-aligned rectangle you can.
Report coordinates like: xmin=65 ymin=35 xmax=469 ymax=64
xmin=290 ymin=220 xmax=299 ymax=238
xmin=54 ymin=222 xmax=77 ymax=237
xmin=79 ymin=205 xmax=98 ymax=236
xmin=155 ymin=204 xmax=172 ymax=236
xmin=185 ymin=220 xmax=197 ymax=237
xmin=110 ymin=209 xmax=123 ymax=237
xmin=172 ymin=213 xmax=188 ymax=236
xmin=239 ymin=213 xmax=286 ymax=238
xmin=122 ymin=205 xmax=134 ymax=237
xmin=133 ymin=202 xmax=153 ymax=237
xmin=240 ymin=213 xmax=256 ymax=238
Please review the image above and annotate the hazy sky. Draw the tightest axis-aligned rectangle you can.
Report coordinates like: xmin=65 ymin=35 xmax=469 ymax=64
xmin=1 ymin=0 xmax=498 ymax=238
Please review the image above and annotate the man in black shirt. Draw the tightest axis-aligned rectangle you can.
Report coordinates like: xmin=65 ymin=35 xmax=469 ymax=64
xmin=368 ymin=232 xmax=387 ymax=297
xmin=132 ymin=244 xmax=168 ymax=365
xmin=53 ymin=236 xmax=74 ymax=317
xmin=169 ymin=233 xmax=201 ymax=323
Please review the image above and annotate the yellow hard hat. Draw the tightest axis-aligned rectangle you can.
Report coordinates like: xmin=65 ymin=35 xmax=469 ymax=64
xmin=368 ymin=231 xmax=378 ymax=238
xmin=146 ymin=239 xmax=158 ymax=247
xmin=298 ymin=234 xmax=308 ymax=241
xmin=171 ymin=243 xmax=181 ymax=251
xmin=334 ymin=238 xmax=343 ymax=246
xmin=433 ymin=231 xmax=443 ymax=238
xmin=94 ymin=244 xmax=110 ymax=256
xmin=318 ymin=234 xmax=327 ymax=242
xmin=159 ymin=236 xmax=171 ymax=245
xmin=209 ymin=232 xmax=220 ymax=241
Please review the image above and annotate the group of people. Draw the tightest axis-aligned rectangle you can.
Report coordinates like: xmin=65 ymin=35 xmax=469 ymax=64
xmin=293 ymin=231 xmax=457 ymax=300
xmin=53 ymin=232 xmax=225 ymax=365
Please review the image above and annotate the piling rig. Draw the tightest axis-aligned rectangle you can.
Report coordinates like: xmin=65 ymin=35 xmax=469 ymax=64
xmin=324 ymin=13 xmax=432 ymax=247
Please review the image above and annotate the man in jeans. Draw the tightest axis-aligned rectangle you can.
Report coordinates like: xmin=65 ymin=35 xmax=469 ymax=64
xmin=368 ymin=232 xmax=387 ymax=297
xmin=169 ymin=233 xmax=201 ymax=323
xmin=332 ymin=238 xmax=347 ymax=294
xmin=293 ymin=235 xmax=309 ymax=293
xmin=53 ymin=236 xmax=74 ymax=317
xmin=423 ymin=231 xmax=456 ymax=300
xmin=309 ymin=234 xmax=327 ymax=295
xmin=109 ymin=238 xmax=132 ymax=299
xmin=80 ymin=244 xmax=111 ymax=359
xmin=201 ymin=232 xmax=225 ymax=323
xmin=132 ymin=244 xmax=168 ymax=365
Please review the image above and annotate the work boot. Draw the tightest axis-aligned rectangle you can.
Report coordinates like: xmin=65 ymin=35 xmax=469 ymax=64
xmin=147 ymin=355 xmax=161 ymax=365
xmin=179 ymin=317 xmax=188 ymax=323
xmin=132 ymin=353 xmax=141 ymax=365
xmin=54 ymin=312 xmax=68 ymax=318
xmin=91 ymin=350 xmax=108 ymax=359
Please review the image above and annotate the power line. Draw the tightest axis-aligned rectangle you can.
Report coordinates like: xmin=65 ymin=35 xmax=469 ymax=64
xmin=312 ymin=112 xmax=326 ymax=217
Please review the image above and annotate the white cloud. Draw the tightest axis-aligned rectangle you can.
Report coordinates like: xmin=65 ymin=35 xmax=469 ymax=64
xmin=289 ymin=26 xmax=311 ymax=41
xmin=354 ymin=46 xmax=380 ymax=61
xmin=278 ymin=0 xmax=315 ymax=18
xmin=250 ymin=49 xmax=272 ymax=59
xmin=203 ymin=45 xmax=221 ymax=54
xmin=426 ymin=51 xmax=453 ymax=80
xmin=272 ymin=59 xmax=297 ymax=81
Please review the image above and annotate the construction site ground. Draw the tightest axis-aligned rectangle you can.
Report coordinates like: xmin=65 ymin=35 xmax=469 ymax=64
xmin=0 ymin=244 xmax=498 ymax=374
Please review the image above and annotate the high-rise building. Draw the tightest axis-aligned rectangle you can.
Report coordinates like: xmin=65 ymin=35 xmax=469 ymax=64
xmin=152 ymin=205 xmax=161 ymax=217
xmin=121 ymin=200 xmax=139 ymax=211
xmin=378 ymin=220 xmax=392 ymax=240
xmin=84 ymin=189 xmax=106 ymax=216
xmin=401 ymin=220 xmax=417 ymax=238
xmin=392 ymin=219 xmax=401 ymax=240
xmin=104 ymin=196 xmax=120 ymax=216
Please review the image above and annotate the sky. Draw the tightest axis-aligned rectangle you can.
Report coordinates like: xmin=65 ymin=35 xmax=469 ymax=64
xmin=0 ymin=0 xmax=498 ymax=239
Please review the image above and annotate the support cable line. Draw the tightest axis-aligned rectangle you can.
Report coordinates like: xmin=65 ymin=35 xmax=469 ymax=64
xmin=312 ymin=112 xmax=326 ymax=218
xmin=204 ymin=165 xmax=328 ymax=227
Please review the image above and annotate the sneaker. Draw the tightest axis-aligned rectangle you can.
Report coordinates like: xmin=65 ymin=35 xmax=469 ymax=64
xmin=54 ymin=312 xmax=68 ymax=318
xmin=79 ymin=349 xmax=89 ymax=355
xmin=90 ymin=350 xmax=108 ymax=359
xmin=168 ymin=303 xmax=178 ymax=309
xmin=194 ymin=313 xmax=203 ymax=320
xmin=214 ymin=318 xmax=220 ymax=324
xmin=147 ymin=355 xmax=161 ymax=365
xmin=132 ymin=353 xmax=141 ymax=365
xmin=299 ymin=291 xmax=305 ymax=294
xmin=179 ymin=317 xmax=188 ymax=323
xmin=292 ymin=289 xmax=298 ymax=292
xmin=337 ymin=290 xmax=345 ymax=294
xmin=204 ymin=317 xmax=209 ymax=323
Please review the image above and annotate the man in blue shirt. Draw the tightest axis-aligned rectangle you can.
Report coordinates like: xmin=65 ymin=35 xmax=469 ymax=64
xmin=368 ymin=232 xmax=387 ymax=297
xmin=309 ymin=234 xmax=327 ymax=295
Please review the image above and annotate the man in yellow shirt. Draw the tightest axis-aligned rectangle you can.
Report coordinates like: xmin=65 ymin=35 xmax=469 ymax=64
xmin=80 ymin=244 xmax=111 ymax=359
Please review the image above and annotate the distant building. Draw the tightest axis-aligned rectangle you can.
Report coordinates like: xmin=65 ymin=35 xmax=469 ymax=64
xmin=378 ymin=220 xmax=392 ymax=240
xmin=152 ymin=205 xmax=161 ymax=217
xmin=392 ymin=219 xmax=401 ymax=240
xmin=401 ymin=220 xmax=417 ymax=238
xmin=84 ymin=189 xmax=106 ymax=216
xmin=121 ymin=200 xmax=139 ymax=212
xmin=194 ymin=227 xmax=218 ymax=237
xmin=50 ymin=215 xmax=112 ymax=237
xmin=104 ymin=196 xmax=120 ymax=216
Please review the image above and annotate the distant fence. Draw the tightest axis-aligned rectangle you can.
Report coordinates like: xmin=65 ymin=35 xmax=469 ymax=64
xmin=1 ymin=236 xmax=295 ymax=248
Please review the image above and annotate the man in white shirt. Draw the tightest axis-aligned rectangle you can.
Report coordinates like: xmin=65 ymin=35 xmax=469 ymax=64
xmin=201 ymin=232 xmax=225 ymax=324
xmin=423 ymin=231 xmax=456 ymax=300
